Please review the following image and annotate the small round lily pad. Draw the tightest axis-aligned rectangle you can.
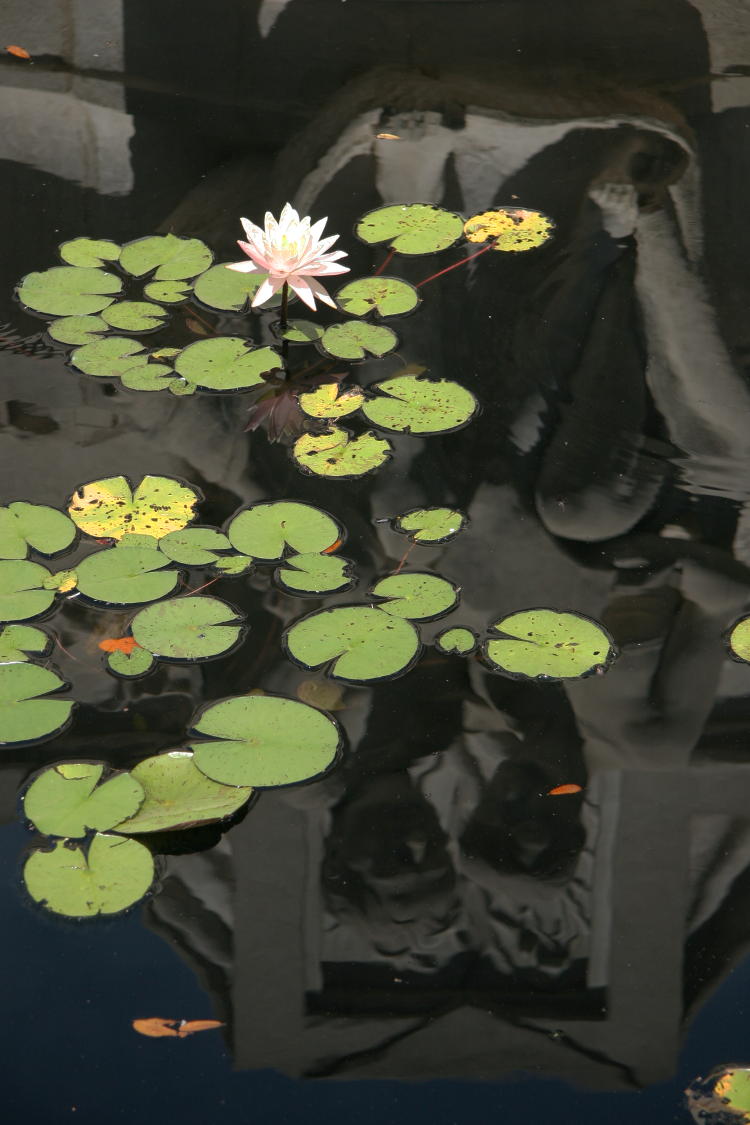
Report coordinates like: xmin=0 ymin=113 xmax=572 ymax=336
xmin=75 ymin=547 xmax=178 ymax=606
xmin=355 ymin=204 xmax=464 ymax=255
xmin=463 ymin=208 xmax=554 ymax=252
xmin=275 ymin=553 xmax=355 ymax=596
xmin=173 ymin=338 xmax=282 ymax=392
xmin=227 ymin=501 xmax=342 ymax=561
xmin=435 ymin=627 xmax=477 ymax=656
xmin=726 ymin=615 xmax=750 ymax=664
xmin=483 ymin=608 xmax=616 ymax=681
xmin=297 ymin=382 xmax=366 ymax=419
xmin=47 ymin=315 xmax=108 ymax=345
xmin=292 ymin=427 xmax=392 ymax=479
xmin=371 ymin=572 xmax=459 ymax=621
xmin=24 ymin=762 xmax=144 ymax=838
xmin=59 ymin=238 xmax=121 ymax=268
xmin=273 ymin=319 xmax=324 ymax=344
xmin=393 ymin=507 xmax=467 ymax=544
xmin=335 ymin=276 xmax=419 ymax=318
xmin=130 ymin=595 xmax=245 ymax=661
xmin=24 ymin=834 xmax=154 ymax=918
xmin=362 ymin=375 xmax=478 ymax=435
xmin=101 ymin=301 xmax=169 ymax=332
xmin=319 ymin=321 xmax=398 ymax=362
xmin=284 ymin=605 xmax=421 ymax=683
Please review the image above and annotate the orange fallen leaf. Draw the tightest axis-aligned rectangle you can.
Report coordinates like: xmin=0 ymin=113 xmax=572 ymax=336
xmin=98 ymin=636 xmax=140 ymax=655
xmin=548 ymin=784 xmax=583 ymax=796
xmin=177 ymin=1020 xmax=224 ymax=1037
xmin=376 ymin=133 xmax=400 ymax=140
xmin=133 ymin=1017 xmax=224 ymax=1039
xmin=6 ymin=45 xmax=31 ymax=59
xmin=322 ymin=538 xmax=343 ymax=554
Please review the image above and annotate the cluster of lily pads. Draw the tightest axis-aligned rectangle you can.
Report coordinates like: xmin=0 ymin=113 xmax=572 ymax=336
xmin=14 ymin=204 xmax=553 ymax=479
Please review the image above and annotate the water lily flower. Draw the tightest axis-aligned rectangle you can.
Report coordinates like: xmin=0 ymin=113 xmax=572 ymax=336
xmin=226 ymin=203 xmax=349 ymax=311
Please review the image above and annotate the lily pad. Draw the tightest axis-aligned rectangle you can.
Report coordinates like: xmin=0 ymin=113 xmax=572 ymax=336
xmin=120 ymin=365 xmax=177 ymax=392
xmin=0 ymin=502 xmax=76 ymax=559
xmin=130 ymin=595 xmax=244 ymax=661
xmin=713 ymin=1068 xmax=750 ymax=1115
xmin=24 ymin=762 xmax=144 ymax=838
xmin=0 ymin=560 xmax=56 ymax=621
xmin=47 ymin=315 xmax=108 ymax=345
xmin=371 ymin=572 xmax=459 ymax=621
xmin=75 ymin=547 xmax=178 ymax=606
xmin=362 ymin=375 xmax=478 ymax=435
xmin=119 ymin=234 xmax=212 ymax=280
xmin=173 ymin=338 xmax=282 ymax=392
xmin=0 ymin=624 xmax=50 ymax=662
xmin=0 ymin=662 xmax=74 ymax=744
xmin=59 ymin=238 xmax=121 ymax=268
xmin=17 ymin=266 xmax=122 ymax=316
xmin=106 ymin=645 xmax=156 ymax=678
xmin=113 ymin=750 xmax=253 ymax=833
xmin=435 ymin=626 xmax=477 ymax=656
xmin=70 ymin=336 xmax=153 ymax=381
xmin=319 ymin=321 xmax=398 ymax=361
xmin=193 ymin=264 xmax=283 ymax=312
xmin=284 ymin=605 xmax=421 ymax=683
xmin=463 ymin=208 xmax=554 ymax=252
xmin=274 ymin=319 xmax=324 ymax=343
xmin=101 ymin=301 xmax=168 ymax=332
xmin=158 ymin=527 xmax=231 ymax=565
xmin=394 ymin=507 xmax=467 ymax=544
xmin=24 ymin=834 xmax=154 ymax=918
xmin=142 ymin=281 xmax=192 ymax=303
xmin=356 ymin=203 xmax=464 ymax=255
xmin=298 ymin=382 xmax=365 ymax=419
xmin=483 ymin=608 xmax=616 ymax=681
xmin=213 ymin=554 xmax=254 ymax=576
xmin=275 ymin=553 xmax=354 ymax=596
xmin=44 ymin=569 xmax=77 ymax=593
xmin=189 ymin=693 xmax=341 ymax=788
xmin=68 ymin=475 xmax=199 ymax=540
xmin=293 ymin=427 xmax=392 ymax=479
xmin=726 ymin=615 xmax=750 ymax=664
xmin=227 ymin=501 xmax=342 ymax=561
xmin=336 ymin=276 xmax=419 ymax=318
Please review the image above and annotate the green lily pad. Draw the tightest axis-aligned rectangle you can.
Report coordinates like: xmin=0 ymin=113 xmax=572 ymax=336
xmin=119 ymin=234 xmax=212 ymax=280
xmin=483 ymin=608 xmax=616 ymax=681
xmin=0 ymin=624 xmax=50 ymax=662
xmin=47 ymin=315 xmax=108 ymax=345
xmin=130 ymin=595 xmax=244 ymax=661
xmin=0 ymin=502 xmax=77 ymax=559
xmin=16 ymin=266 xmax=122 ymax=316
xmin=227 ymin=501 xmax=342 ymax=561
xmin=0 ymin=560 xmax=56 ymax=621
xmin=173 ymin=338 xmax=282 ymax=392
xmin=113 ymin=750 xmax=253 ymax=833
xmin=435 ymin=626 xmax=477 ymax=656
xmin=106 ymin=645 xmax=156 ymax=678
xmin=275 ymin=553 xmax=354 ymax=596
xmin=142 ymin=281 xmax=192 ymax=303
xmin=362 ymin=375 xmax=478 ymax=435
xmin=463 ymin=208 xmax=555 ymax=252
xmin=101 ymin=301 xmax=168 ymax=332
xmin=319 ymin=321 xmax=398 ymax=361
xmin=371 ymin=572 xmax=459 ymax=621
xmin=189 ymin=693 xmax=341 ymax=788
xmin=120 ymin=365 xmax=177 ymax=392
xmin=713 ymin=1068 xmax=750 ymax=1114
xmin=193 ymin=264 xmax=283 ymax=312
xmin=293 ymin=426 xmax=392 ymax=479
xmin=24 ymin=762 xmax=144 ymax=838
xmin=43 ymin=569 xmax=77 ymax=593
xmin=355 ymin=204 xmax=464 ymax=255
xmin=213 ymin=553 xmax=254 ymax=576
xmin=75 ymin=547 xmax=178 ymax=606
xmin=70 ymin=336 xmax=152 ymax=381
xmin=59 ymin=238 xmax=121 ymax=268
xmin=68 ymin=475 xmax=199 ymax=540
xmin=394 ymin=506 xmax=467 ymax=544
xmin=284 ymin=605 xmax=421 ymax=683
xmin=726 ymin=615 xmax=750 ymax=663
xmin=336 ymin=276 xmax=419 ymax=318
xmin=158 ymin=527 xmax=231 ymax=565
xmin=274 ymin=319 xmax=324 ymax=343
xmin=0 ymin=662 xmax=73 ymax=745
xmin=297 ymin=382 xmax=365 ymax=419
xmin=24 ymin=834 xmax=154 ymax=918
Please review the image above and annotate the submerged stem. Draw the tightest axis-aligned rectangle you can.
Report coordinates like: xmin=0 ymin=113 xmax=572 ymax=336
xmin=279 ymin=281 xmax=290 ymax=328
xmin=415 ymin=240 xmax=496 ymax=288
xmin=373 ymin=247 xmax=395 ymax=276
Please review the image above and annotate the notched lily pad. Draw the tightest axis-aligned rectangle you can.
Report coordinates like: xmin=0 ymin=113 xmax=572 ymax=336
xmin=0 ymin=662 xmax=74 ymax=745
xmin=101 ymin=301 xmax=168 ymax=332
xmin=227 ymin=500 xmax=342 ymax=562
xmin=0 ymin=624 xmax=50 ymax=662
xmin=68 ymin=475 xmax=199 ymax=540
xmin=173 ymin=338 xmax=282 ymax=392
xmin=0 ymin=502 xmax=77 ymax=559
xmin=393 ymin=507 xmax=467 ymax=544
xmin=297 ymin=382 xmax=366 ymax=419
xmin=213 ymin=553 xmax=254 ymax=576
xmin=726 ymin=615 xmax=750 ymax=664
xmin=119 ymin=234 xmax=212 ymax=280
xmin=0 ymin=560 xmax=57 ymax=621
xmin=75 ymin=547 xmax=178 ymax=606
xmin=158 ymin=527 xmax=231 ymax=566
xmin=24 ymin=834 xmax=154 ymax=918
xmin=59 ymin=238 xmax=121 ymax=268
xmin=336 ymin=276 xmax=420 ymax=318
xmin=130 ymin=595 xmax=245 ymax=661
xmin=24 ymin=762 xmax=144 ymax=838
xmin=371 ymin=572 xmax=459 ymax=621
xmin=47 ymin=315 xmax=108 ymax=345
xmin=17 ymin=266 xmax=122 ymax=317
xmin=362 ymin=375 xmax=478 ymax=435
xmin=71 ymin=336 xmax=153 ymax=381
xmin=284 ymin=605 xmax=421 ymax=684
xmin=319 ymin=321 xmax=398 ymax=361
xmin=188 ymin=693 xmax=342 ymax=788
xmin=106 ymin=644 xmax=156 ymax=678
xmin=142 ymin=281 xmax=192 ymax=303
xmin=275 ymin=553 xmax=355 ymax=596
xmin=193 ymin=264 xmax=283 ymax=312
xmin=293 ymin=426 xmax=392 ymax=479
xmin=483 ymin=608 xmax=616 ymax=681
xmin=113 ymin=750 xmax=253 ymax=833
xmin=355 ymin=203 xmax=464 ymax=255
xmin=435 ymin=626 xmax=477 ymax=656
xmin=273 ymin=319 xmax=324 ymax=344
xmin=463 ymin=208 xmax=554 ymax=252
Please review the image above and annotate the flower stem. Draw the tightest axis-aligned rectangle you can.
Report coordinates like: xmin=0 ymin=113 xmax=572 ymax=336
xmin=415 ymin=240 xmax=496 ymax=288
xmin=373 ymin=247 xmax=395 ymax=276
xmin=279 ymin=281 xmax=289 ymax=329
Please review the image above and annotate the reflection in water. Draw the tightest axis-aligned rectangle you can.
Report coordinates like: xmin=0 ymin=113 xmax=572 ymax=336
xmin=4 ymin=0 xmax=750 ymax=1113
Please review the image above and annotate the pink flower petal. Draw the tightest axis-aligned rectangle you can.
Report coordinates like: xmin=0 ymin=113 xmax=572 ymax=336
xmin=309 ymin=217 xmax=328 ymax=242
xmin=305 ymin=276 xmax=337 ymax=308
xmin=251 ymin=276 xmax=282 ymax=307
xmin=226 ymin=260 xmax=260 ymax=273
xmin=311 ymin=261 xmax=351 ymax=277
xmin=288 ymin=275 xmax=318 ymax=310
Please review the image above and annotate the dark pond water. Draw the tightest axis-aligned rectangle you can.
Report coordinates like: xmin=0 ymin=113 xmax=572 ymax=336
xmin=3 ymin=2 xmax=750 ymax=1122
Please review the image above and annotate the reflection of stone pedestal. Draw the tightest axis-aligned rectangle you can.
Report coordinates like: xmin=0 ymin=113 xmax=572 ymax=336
xmin=230 ymin=766 xmax=750 ymax=1086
